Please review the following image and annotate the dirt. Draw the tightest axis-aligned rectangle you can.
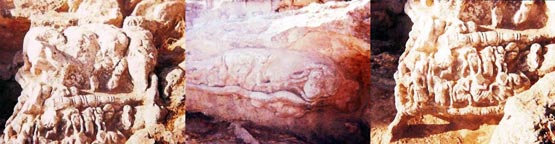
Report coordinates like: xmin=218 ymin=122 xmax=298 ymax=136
xmin=185 ymin=112 xmax=309 ymax=144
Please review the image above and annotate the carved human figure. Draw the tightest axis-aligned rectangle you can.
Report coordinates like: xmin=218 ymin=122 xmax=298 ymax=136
xmin=40 ymin=108 xmax=59 ymax=129
xmin=481 ymin=46 xmax=496 ymax=78
xmin=62 ymin=108 xmax=80 ymax=135
xmin=93 ymin=107 xmax=105 ymax=132
xmin=387 ymin=0 xmax=555 ymax=142
xmin=102 ymin=104 xmax=115 ymax=128
xmin=82 ymin=108 xmax=95 ymax=136
xmin=186 ymin=48 xmax=351 ymax=105
xmin=494 ymin=46 xmax=507 ymax=74
xmin=120 ymin=105 xmax=134 ymax=130
xmin=527 ymin=43 xmax=542 ymax=72
xmin=410 ymin=60 xmax=429 ymax=104
xmin=125 ymin=28 xmax=157 ymax=92
xmin=432 ymin=76 xmax=449 ymax=106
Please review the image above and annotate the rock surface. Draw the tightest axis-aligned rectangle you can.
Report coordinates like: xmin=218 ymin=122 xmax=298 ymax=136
xmin=11 ymin=0 xmax=123 ymax=28
xmin=186 ymin=0 xmax=369 ymax=143
xmin=126 ymin=0 xmax=185 ymax=67
xmin=0 ymin=0 xmax=186 ymax=143
xmin=1 ymin=24 xmax=163 ymax=143
xmin=490 ymin=72 xmax=555 ymax=144
xmin=376 ymin=0 xmax=555 ymax=143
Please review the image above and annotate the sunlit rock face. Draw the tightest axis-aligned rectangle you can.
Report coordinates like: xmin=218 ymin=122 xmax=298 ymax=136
xmin=6 ymin=0 xmax=185 ymax=67
xmin=11 ymin=0 xmax=123 ymax=28
xmin=1 ymin=24 xmax=163 ymax=143
xmin=185 ymin=0 xmax=369 ymax=143
xmin=490 ymin=72 xmax=555 ymax=144
xmin=126 ymin=0 xmax=185 ymax=67
xmin=0 ymin=0 xmax=186 ymax=143
xmin=489 ymin=3 xmax=555 ymax=143
xmin=386 ymin=0 xmax=555 ymax=143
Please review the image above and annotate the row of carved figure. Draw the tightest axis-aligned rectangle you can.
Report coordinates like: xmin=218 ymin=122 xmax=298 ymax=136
xmin=398 ymin=42 xmax=555 ymax=115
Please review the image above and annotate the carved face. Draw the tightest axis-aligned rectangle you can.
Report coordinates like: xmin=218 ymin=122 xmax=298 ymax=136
xmin=70 ymin=113 xmax=82 ymax=130
xmin=103 ymin=104 xmax=115 ymax=120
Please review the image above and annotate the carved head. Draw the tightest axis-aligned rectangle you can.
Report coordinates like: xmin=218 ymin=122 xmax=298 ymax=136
xmin=303 ymin=67 xmax=339 ymax=101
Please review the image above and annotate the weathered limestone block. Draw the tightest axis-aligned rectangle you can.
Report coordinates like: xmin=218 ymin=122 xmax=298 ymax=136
xmin=125 ymin=0 xmax=185 ymax=67
xmin=186 ymin=48 xmax=362 ymax=141
xmin=0 ymin=24 xmax=172 ymax=143
xmin=489 ymin=72 xmax=555 ymax=144
xmin=19 ymin=25 xmax=134 ymax=92
xmin=287 ymin=31 xmax=371 ymax=87
xmin=186 ymin=0 xmax=370 ymax=85
xmin=185 ymin=0 xmax=369 ymax=142
xmin=11 ymin=0 xmax=123 ymax=28
xmin=387 ymin=0 xmax=555 ymax=142
xmin=186 ymin=0 xmax=369 ymax=53
xmin=131 ymin=0 xmax=185 ymax=24
xmin=187 ymin=48 xmax=357 ymax=112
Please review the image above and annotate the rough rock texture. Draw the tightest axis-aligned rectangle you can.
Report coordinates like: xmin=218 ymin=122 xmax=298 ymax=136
xmin=490 ymin=72 xmax=555 ymax=144
xmin=11 ymin=0 xmax=123 ymax=28
xmin=186 ymin=0 xmax=369 ymax=143
xmin=0 ymin=0 xmax=186 ymax=143
xmin=125 ymin=0 xmax=185 ymax=67
xmin=1 ymin=24 xmax=163 ymax=143
xmin=382 ymin=0 xmax=555 ymax=143
xmin=370 ymin=0 xmax=498 ymax=143
xmin=487 ymin=4 xmax=555 ymax=143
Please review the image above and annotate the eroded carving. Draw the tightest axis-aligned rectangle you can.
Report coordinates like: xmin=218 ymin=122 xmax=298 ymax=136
xmin=1 ymin=24 xmax=163 ymax=143
xmin=185 ymin=0 xmax=369 ymax=142
xmin=387 ymin=0 xmax=555 ymax=142
xmin=187 ymin=48 xmax=357 ymax=116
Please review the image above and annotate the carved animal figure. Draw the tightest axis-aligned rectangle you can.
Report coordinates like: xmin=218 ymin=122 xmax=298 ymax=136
xmin=187 ymin=48 xmax=358 ymax=114
xmin=388 ymin=29 xmax=554 ymax=142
